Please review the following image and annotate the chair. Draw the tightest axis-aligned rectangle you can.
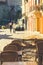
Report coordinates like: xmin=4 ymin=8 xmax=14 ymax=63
xmin=35 ymin=39 xmax=43 ymax=65
xmin=3 ymin=45 xmax=18 ymax=51
xmin=1 ymin=51 xmax=18 ymax=63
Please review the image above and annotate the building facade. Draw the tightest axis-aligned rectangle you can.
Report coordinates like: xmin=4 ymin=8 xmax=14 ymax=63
xmin=22 ymin=0 xmax=43 ymax=32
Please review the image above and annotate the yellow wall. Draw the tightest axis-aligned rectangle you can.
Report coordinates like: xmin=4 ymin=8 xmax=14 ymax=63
xmin=40 ymin=0 xmax=42 ymax=5
xmin=40 ymin=16 xmax=43 ymax=34
xmin=34 ymin=11 xmax=42 ymax=32
xmin=34 ymin=10 xmax=43 ymax=34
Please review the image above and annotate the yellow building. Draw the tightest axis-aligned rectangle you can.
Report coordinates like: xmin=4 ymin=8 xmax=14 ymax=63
xmin=40 ymin=16 xmax=43 ymax=34
xmin=40 ymin=0 xmax=43 ymax=5
xmin=34 ymin=9 xmax=42 ymax=31
xmin=22 ymin=0 xmax=43 ymax=32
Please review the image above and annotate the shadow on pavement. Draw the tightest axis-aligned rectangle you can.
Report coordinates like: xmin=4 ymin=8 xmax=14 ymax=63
xmin=0 ymin=31 xmax=4 ymax=32
xmin=0 ymin=34 xmax=14 ymax=39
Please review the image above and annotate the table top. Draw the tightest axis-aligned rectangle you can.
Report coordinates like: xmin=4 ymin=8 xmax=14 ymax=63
xmin=2 ymin=62 xmax=37 ymax=65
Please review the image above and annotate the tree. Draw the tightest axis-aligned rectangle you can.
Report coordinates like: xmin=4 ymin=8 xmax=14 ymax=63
xmin=15 ymin=10 xmax=22 ymax=21
xmin=0 ymin=5 xmax=10 ymax=25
